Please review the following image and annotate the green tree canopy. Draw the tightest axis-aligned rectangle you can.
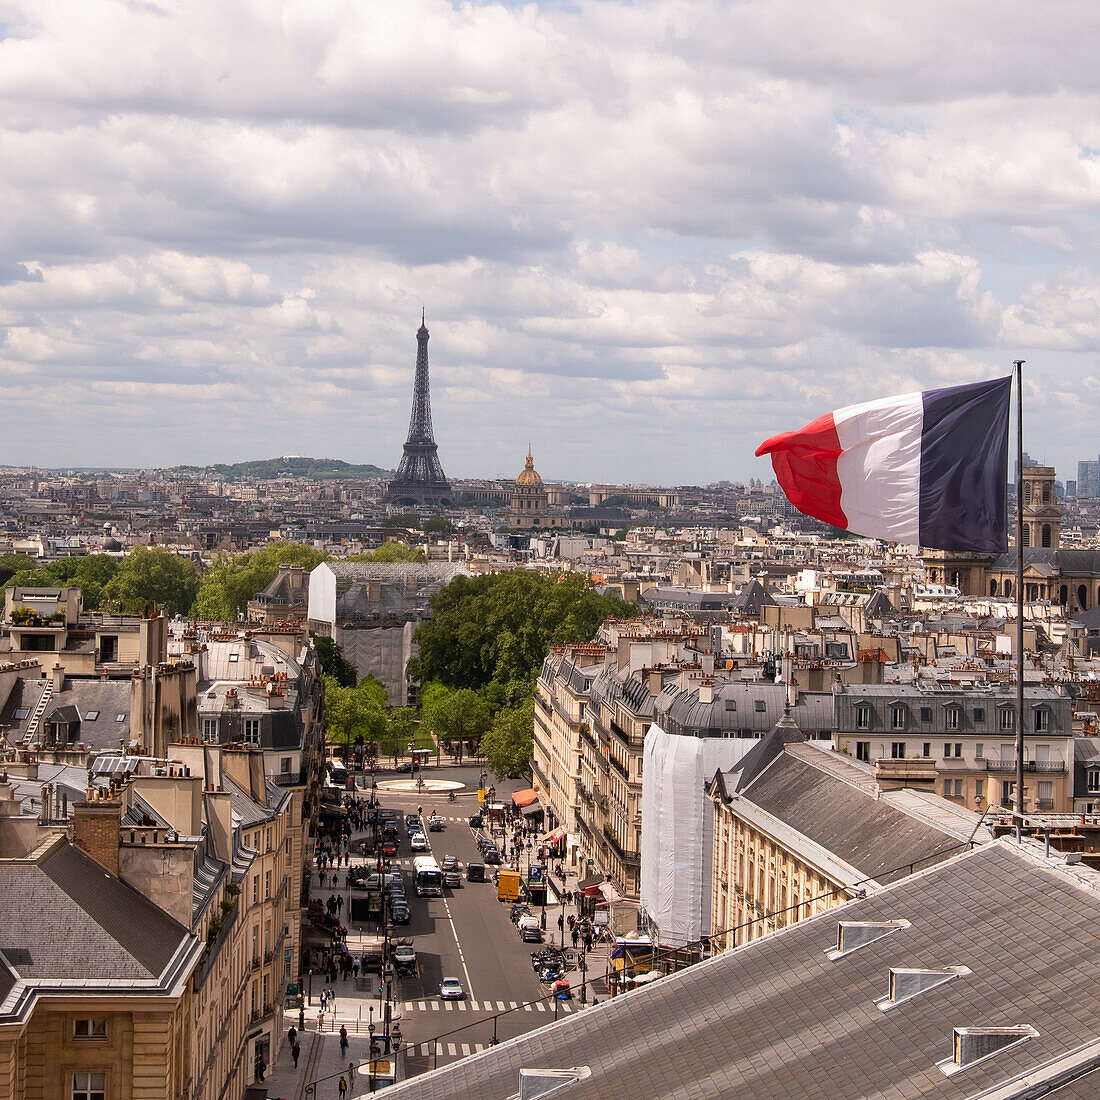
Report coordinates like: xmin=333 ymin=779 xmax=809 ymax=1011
xmin=422 ymin=515 xmax=454 ymax=536
xmin=324 ymin=675 xmax=388 ymax=762
xmin=347 ymin=541 xmax=426 ymax=563
xmin=101 ymin=547 xmax=199 ymax=616
xmin=3 ymin=554 xmax=120 ymax=611
xmin=421 ymin=684 xmax=492 ymax=764
xmin=480 ymin=696 xmax=535 ymax=779
xmin=313 ymin=634 xmax=358 ymax=687
xmin=408 ymin=570 xmax=636 ymax=691
xmin=191 ymin=541 xmax=327 ymax=621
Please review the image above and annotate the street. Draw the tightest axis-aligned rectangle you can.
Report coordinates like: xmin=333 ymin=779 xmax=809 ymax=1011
xmin=264 ymin=762 xmax=607 ymax=1097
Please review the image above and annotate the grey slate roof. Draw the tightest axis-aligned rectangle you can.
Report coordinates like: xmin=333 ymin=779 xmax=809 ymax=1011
xmin=380 ymin=840 xmax=1100 ymax=1100
xmin=0 ymin=839 xmax=192 ymax=992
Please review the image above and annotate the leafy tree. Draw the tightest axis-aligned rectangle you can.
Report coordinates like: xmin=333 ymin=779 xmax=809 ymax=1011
xmin=101 ymin=547 xmax=199 ymax=616
xmin=480 ymin=696 xmax=535 ymax=779
xmin=422 ymin=515 xmax=454 ymax=536
xmin=324 ymin=675 xmax=388 ymax=763
xmin=347 ymin=540 xmax=426 ymax=564
xmin=313 ymin=634 xmax=357 ymax=687
xmin=382 ymin=514 xmax=420 ymax=530
xmin=192 ymin=541 xmax=327 ymax=620
xmin=408 ymin=570 xmax=636 ymax=691
xmin=0 ymin=553 xmax=39 ymax=575
xmin=3 ymin=554 xmax=119 ymax=611
xmin=379 ymin=707 xmax=417 ymax=761
xmin=421 ymin=684 xmax=491 ymax=764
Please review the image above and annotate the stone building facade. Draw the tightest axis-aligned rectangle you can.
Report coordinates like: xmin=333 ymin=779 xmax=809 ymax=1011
xmin=509 ymin=451 xmax=549 ymax=529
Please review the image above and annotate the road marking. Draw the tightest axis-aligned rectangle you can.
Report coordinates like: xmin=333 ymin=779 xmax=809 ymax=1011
xmin=427 ymin=835 xmax=477 ymax=1001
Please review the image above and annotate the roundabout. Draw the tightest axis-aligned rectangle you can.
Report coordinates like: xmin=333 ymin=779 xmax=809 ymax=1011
xmin=375 ymin=777 xmax=464 ymax=794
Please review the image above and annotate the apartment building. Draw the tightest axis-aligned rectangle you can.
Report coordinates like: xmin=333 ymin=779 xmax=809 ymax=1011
xmin=834 ymin=681 xmax=1074 ymax=813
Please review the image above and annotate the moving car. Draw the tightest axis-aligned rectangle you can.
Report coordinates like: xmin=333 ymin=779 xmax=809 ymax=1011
xmin=393 ymin=943 xmax=416 ymax=972
xmin=468 ymin=813 xmax=483 ymax=828
xmin=405 ymin=813 xmax=420 ymax=827
xmin=410 ymin=833 xmax=429 ymax=852
xmin=466 ymin=863 xmax=486 ymax=882
xmin=381 ymin=840 xmax=397 ymax=858
xmin=439 ymin=977 xmax=465 ymax=1000
xmin=429 ymin=816 xmax=445 ymax=832
xmin=484 ymin=848 xmax=502 ymax=865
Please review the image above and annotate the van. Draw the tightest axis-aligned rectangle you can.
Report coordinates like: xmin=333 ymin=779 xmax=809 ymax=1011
xmin=466 ymin=863 xmax=486 ymax=882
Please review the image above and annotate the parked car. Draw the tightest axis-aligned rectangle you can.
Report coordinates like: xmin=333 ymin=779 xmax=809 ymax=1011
xmin=410 ymin=833 xmax=429 ymax=852
xmin=466 ymin=863 xmax=486 ymax=882
xmin=440 ymin=977 xmax=465 ymax=1000
xmin=393 ymin=944 xmax=416 ymax=971
xmin=468 ymin=813 xmax=484 ymax=828
xmin=395 ymin=762 xmax=413 ymax=773
xmin=510 ymin=903 xmax=531 ymax=924
xmin=484 ymin=849 xmax=502 ymax=865
xmin=405 ymin=813 xmax=420 ymax=827
xmin=521 ymin=925 xmax=543 ymax=943
xmin=390 ymin=900 xmax=410 ymax=924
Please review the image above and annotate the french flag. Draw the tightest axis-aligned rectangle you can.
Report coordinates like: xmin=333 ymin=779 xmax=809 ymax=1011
xmin=755 ymin=377 xmax=1011 ymax=552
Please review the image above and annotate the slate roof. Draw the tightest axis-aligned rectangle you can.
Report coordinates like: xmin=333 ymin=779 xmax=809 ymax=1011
xmin=380 ymin=841 xmax=1100 ymax=1100
xmin=0 ymin=839 xmax=195 ymax=1018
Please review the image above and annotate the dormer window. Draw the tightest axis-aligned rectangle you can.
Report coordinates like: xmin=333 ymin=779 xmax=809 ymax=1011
xmin=856 ymin=705 xmax=871 ymax=730
xmin=1033 ymin=706 xmax=1050 ymax=733
xmin=938 ymin=1026 xmax=1038 ymax=1076
xmin=891 ymin=705 xmax=906 ymax=730
xmin=1087 ymin=769 xmax=1100 ymax=795
xmin=945 ymin=705 xmax=960 ymax=731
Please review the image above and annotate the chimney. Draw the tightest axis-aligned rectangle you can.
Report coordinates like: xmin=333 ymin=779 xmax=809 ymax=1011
xmin=698 ymin=679 xmax=714 ymax=705
xmin=70 ymin=792 xmax=122 ymax=876
xmin=50 ymin=663 xmax=65 ymax=692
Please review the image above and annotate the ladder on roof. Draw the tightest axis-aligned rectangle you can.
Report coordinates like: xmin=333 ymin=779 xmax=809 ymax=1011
xmin=22 ymin=680 xmax=53 ymax=745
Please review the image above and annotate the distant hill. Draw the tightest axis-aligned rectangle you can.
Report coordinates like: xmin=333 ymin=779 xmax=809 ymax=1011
xmin=184 ymin=457 xmax=394 ymax=480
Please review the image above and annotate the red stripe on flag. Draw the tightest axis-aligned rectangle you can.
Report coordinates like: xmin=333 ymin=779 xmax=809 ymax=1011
xmin=755 ymin=411 xmax=847 ymax=529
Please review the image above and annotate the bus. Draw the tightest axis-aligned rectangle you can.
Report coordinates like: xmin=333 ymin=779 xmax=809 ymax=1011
xmin=413 ymin=856 xmax=443 ymax=897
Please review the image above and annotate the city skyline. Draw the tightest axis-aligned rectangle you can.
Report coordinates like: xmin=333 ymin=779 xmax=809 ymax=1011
xmin=0 ymin=2 xmax=1097 ymax=484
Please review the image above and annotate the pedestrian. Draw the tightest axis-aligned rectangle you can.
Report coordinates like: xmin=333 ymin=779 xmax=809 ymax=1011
xmin=338 ymin=1075 xmax=348 ymax=1098
xmin=318 ymin=870 xmax=326 ymax=887
xmin=348 ymin=1061 xmax=356 ymax=1086
xmin=288 ymin=1024 xmax=297 ymax=1047
xmin=339 ymin=1025 xmax=349 ymax=1056
xmin=298 ymin=1007 xmax=305 ymax=1032
xmin=557 ymin=914 xmax=565 ymax=933
xmin=352 ymin=959 xmax=360 ymax=979
xmin=329 ymin=987 xmax=337 ymax=1010
xmin=568 ymin=915 xmax=576 ymax=931
xmin=291 ymin=1041 xmax=300 ymax=1068
xmin=317 ymin=1009 xmax=325 ymax=1032
xmin=336 ymin=894 xmax=343 ymax=913
xmin=571 ymin=929 xmax=579 ymax=948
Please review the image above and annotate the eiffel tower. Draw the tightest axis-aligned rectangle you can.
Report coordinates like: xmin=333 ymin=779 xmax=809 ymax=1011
xmin=385 ymin=312 xmax=454 ymax=508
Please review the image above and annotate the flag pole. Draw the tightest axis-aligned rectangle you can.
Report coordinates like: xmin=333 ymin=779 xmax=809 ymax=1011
xmin=1014 ymin=359 xmax=1025 ymax=838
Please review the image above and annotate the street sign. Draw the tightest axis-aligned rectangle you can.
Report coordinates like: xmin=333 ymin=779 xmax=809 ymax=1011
xmin=478 ymin=788 xmax=487 ymax=803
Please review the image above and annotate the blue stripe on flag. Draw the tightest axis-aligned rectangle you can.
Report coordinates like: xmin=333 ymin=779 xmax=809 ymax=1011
xmin=919 ymin=377 xmax=1011 ymax=553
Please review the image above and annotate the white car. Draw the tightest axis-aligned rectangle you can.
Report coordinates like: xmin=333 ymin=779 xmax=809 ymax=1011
xmin=410 ymin=833 xmax=429 ymax=852
xmin=440 ymin=977 xmax=465 ymax=1000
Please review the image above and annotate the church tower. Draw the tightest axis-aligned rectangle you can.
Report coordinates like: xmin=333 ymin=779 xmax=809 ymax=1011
xmin=1020 ymin=466 xmax=1060 ymax=549
xmin=510 ymin=450 xmax=549 ymax=529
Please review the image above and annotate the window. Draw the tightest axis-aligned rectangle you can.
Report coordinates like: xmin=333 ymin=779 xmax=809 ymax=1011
xmin=73 ymin=1073 xmax=106 ymax=1100
xmin=115 ymin=714 xmax=125 ymax=722
xmin=922 ymin=742 xmax=931 ymax=758
xmin=891 ymin=706 xmax=906 ymax=730
xmin=945 ymin=707 xmax=960 ymax=730
xmin=856 ymin=741 xmax=870 ymax=763
xmin=945 ymin=779 xmax=963 ymax=798
xmin=1037 ymin=781 xmax=1053 ymax=805
xmin=754 ymin=700 xmax=766 ymax=713
xmin=84 ymin=710 xmax=99 ymax=721
xmin=856 ymin=706 xmax=871 ymax=730
xmin=1034 ymin=709 xmax=1049 ymax=733
xmin=202 ymin=718 xmax=219 ymax=743
xmin=265 ymin=870 xmax=272 ymax=899
xmin=252 ymin=876 xmax=259 ymax=905
xmin=244 ymin=718 xmax=261 ymax=744
xmin=12 ymin=708 xmax=27 ymax=721
xmin=920 ymin=707 xmax=933 ymax=722
xmin=973 ymin=708 xmax=984 ymax=723
xmin=999 ymin=708 xmax=1014 ymax=731
xmin=1088 ymin=769 xmax=1100 ymax=794
xmin=891 ymin=742 xmax=906 ymax=759
xmin=975 ymin=743 xmax=984 ymax=759
xmin=975 ymin=778 xmax=984 ymax=802
xmin=73 ymin=1018 xmax=107 ymax=1040
xmin=944 ymin=743 xmax=962 ymax=758
xmin=280 ymin=756 xmax=292 ymax=774
xmin=228 ymin=652 xmax=239 ymax=663
xmin=1002 ymin=780 xmax=1016 ymax=806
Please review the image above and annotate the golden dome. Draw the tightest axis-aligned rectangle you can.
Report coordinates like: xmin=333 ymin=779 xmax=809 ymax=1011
xmin=515 ymin=450 xmax=544 ymax=487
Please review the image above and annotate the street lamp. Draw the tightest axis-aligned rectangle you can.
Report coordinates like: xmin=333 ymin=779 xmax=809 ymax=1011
xmin=579 ymin=945 xmax=588 ymax=1005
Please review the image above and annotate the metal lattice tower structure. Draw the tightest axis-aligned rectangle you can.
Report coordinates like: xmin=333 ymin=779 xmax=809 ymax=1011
xmin=385 ymin=313 xmax=454 ymax=508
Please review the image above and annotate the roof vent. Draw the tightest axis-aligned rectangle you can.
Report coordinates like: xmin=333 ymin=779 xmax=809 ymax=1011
xmin=517 ymin=1068 xmax=593 ymax=1099
xmin=827 ymin=919 xmax=911 ymax=960
xmin=938 ymin=1026 xmax=1038 ymax=1076
xmin=876 ymin=966 xmax=970 ymax=1011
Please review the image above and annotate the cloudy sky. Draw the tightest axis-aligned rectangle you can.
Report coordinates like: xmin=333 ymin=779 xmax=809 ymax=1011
xmin=1 ymin=1 xmax=1098 ymax=486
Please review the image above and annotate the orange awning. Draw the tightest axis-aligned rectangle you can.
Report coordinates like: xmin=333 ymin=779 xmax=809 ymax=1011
xmin=512 ymin=788 xmax=540 ymax=807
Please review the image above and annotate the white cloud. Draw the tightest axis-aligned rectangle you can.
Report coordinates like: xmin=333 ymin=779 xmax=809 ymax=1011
xmin=0 ymin=0 xmax=1097 ymax=481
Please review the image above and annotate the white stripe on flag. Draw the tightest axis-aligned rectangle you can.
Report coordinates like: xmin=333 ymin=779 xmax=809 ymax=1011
xmin=834 ymin=390 xmax=923 ymax=544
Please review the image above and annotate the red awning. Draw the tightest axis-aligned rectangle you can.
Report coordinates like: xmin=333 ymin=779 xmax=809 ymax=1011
xmin=512 ymin=788 xmax=540 ymax=807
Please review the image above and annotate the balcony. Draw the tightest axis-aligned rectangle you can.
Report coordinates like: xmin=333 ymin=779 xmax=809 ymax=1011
xmin=609 ymin=755 xmax=630 ymax=781
xmin=602 ymin=825 xmax=641 ymax=866
xmin=610 ymin=719 xmax=644 ymax=749
xmin=264 ymin=949 xmax=274 ymax=964
xmin=986 ymin=760 xmax=1066 ymax=775
xmin=579 ymin=725 xmax=597 ymax=751
xmin=873 ymin=756 xmax=937 ymax=783
xmin=1035 ymin=799 xmax=1056 ymax=810
xmin=250 ymin=955 xmax=261 ymax=971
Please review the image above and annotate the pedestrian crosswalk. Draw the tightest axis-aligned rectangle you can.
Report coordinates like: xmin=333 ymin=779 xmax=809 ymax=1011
xmin=401 ymin=998 xmax=575 ymax=1014
xmin=406 ymin=1041 xmax=487 ymax=1057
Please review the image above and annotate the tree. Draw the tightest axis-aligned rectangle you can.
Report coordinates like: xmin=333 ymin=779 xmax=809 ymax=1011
xmin=382 ymin=515 xmax=420 ymax=530
xmin=408 ymin=570 xmax=636 ymax=691
xmin=421 ymin=684 xmax=491 ymax=764
xmin=313 ymin=634 xmax=357 ymax=687
xmin=101 ymin=547 xmax=199 ymax=616
xmin=347 ymin=541 xmax=426 ymax=563
xmin=423 ymin=515 xmax=454 ymax=536
xmin=3 ymin=554 xmax=119 ymax=611
xmin=481 ymin=696 xmax=535 ymax=779
xmin=324 ymin=676 xmax=387 ymax=764
xmin=380 ymin=707 xmax=416 ymax=762
xmin=192 ymin=541 xmax=327 ymax=621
